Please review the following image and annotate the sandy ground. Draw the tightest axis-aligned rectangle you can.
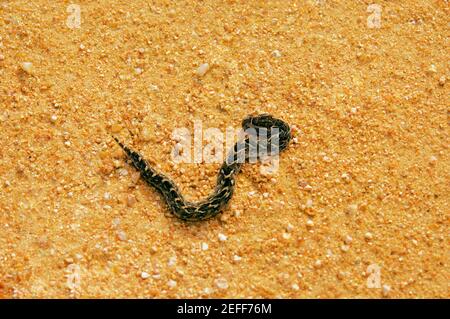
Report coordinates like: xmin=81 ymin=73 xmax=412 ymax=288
xmin=0 ymin=0 xmax=448 ymax=298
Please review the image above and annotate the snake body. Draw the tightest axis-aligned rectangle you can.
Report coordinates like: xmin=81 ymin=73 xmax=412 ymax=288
xmin=113 ymin=114 xmax=291 ymax=221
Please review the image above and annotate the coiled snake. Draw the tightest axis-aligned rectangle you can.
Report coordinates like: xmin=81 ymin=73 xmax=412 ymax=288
xmin=113 ymin=114 xmax=291 ymax=221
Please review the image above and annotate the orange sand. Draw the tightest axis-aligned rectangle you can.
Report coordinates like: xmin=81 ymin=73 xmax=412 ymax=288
xmin=0 ymin=0 xmax=448 ymax=298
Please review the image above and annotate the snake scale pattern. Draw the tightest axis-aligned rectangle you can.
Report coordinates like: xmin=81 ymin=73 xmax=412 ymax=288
xmin=113 ymin=114 xmax=291 ymax=221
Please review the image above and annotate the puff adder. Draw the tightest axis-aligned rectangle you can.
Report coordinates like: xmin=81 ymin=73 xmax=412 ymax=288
xmin=113 ymin=114 xmax=291 ymax=221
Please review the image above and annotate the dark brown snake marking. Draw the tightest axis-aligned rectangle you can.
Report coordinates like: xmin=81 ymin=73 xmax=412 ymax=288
xmin=113 ymin=114 xmax=291 ymax=221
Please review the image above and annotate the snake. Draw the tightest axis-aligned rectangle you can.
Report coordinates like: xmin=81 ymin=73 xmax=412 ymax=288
xmin=113 ymin=114 xmax=291 ymax=221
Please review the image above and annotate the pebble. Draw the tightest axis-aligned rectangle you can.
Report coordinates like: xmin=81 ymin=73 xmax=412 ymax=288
xmin=50 ymin=114 xmax=58 ymax=123
xmin=292 ymin=283 xmax=300 ymax=291
xmin=168 ymin=256 xmax=177 ymax=267
xmin=215 ymin=278 xmax=228 ymax=289
xmin=438 ymin=75 xmax=446 ymax=86
xmin=323 ymin=155 xmax=332 ymax=162
xmin=134 ymin=67 xmax=143 ymax=75
xmin=272 ymin=50 xmax=282 ymax=58
xmin=117 ymin=230 xmax=127 ymax=241
xmin=140 ymin=271 xmax=150 ymax=279
xmin=286 ymin=223 xmax=294 ymax=232
xmin=103 ymin=192 xmax=111 ymax=200
xmin=341 ymin=172 xmax=352 ymax=182
xmin=428 ymin=64 xmax=437 ymax=73
xmin=233 ymin=255 xmax=242 ymax=262
xmin=21 ymin=61 xmax=33 ymax=73
xmin=314 ymin=259 xmax=322 ymax=268
xmin=168 ymin=279 xmax=177 ymax=288
xmin=429 ymin=155 xmax=437 ymax=165
xmin=282 ymin=232 xmax=291 ymax=240
xmin=306 ymin=199 xmax=313 ymax=208
xmin=340 ymin=245 xmax=350 ymax=252
xmin=364 ymin=232 xmax=373 ymax=240
xmin=196 ymin=63 xmax=209 ymax=76
xmin=344 ymin=235 xmax=353 ymax=244
xmin=218 ymin=233 xmax=228 ymax=242
xmin=127 ymin=194 xmax=136 ymax=207
xmin=346 ymin=204 xmax=358 ymax=214
xmin=382 ymin=284 xmax=391 ymax=297
xmin=0 ymin=54 xmax=4 ymax=61
xmin=306 ymin=220 xmax=314 ymax=228
xmin=201 ymin=242 xmax=209 ymax=251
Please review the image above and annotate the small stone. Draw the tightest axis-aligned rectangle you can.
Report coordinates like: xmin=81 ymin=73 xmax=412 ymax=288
xmin=50 ymin=114 xmax=58 ymax=123
xmin=438 ymin=75 xmax=446 ymax=86
xmin=112 ymin=218 xmax=121 ymax=227
xmin=340 ymin=245 xmax=350 ymax=252
xmin=286 ymin=223 xmax=294 ymax=232
xmin=196 ymin=63 xmax=209 ymax=76
xmin=168 ymin=279 xmax=177 ymax=288
xmin=168 ymin=256 xmax=177 ymax=267
xmin=201 ymin=242 xmax=209 ymax=251
xmin=103 ymin=192 xmax=111 ymax=200
xmin=429 ymin=155 xmax=437 ymax=165
xmin=364 ymin=232 xmax=373 ymax=240
xmin=64 ymin=141 xmax=71 ymax=147
xmin=351 ymin=107 xmax=358 ymax=114
xmin=117 ymin=230 xmax=127 ymax=241
xmin=233 ymin=255 xmax=242 ymax=262
xmin=0 ymin=54 xmax=4 ymax=61
xmin=306 ymin=220 xmax=314 ymax=228
xmin=272 ymin=50 xmax=282 ymax=58
xmin=341 ymin=172 xmax=352 ymax=182
xmin=292 ymin=283 xmax=300 ymax=290
xmin=127 ymin=194 xmax=136 ymax=207
xmin=346 ymin=204 xmax=358 ymax=214
xmin=134 ymin=67 xmax=143 ymax=75
xmin=314 ymin=259 xmax=322 ymax=268
xmin=306 ymin=199 xmax=313 ymax=208
xmin=282 ymin=232 xmax=291 ymax=240
xmin=344 ymin=235 xmax=353 ymax=244
xmin=21 ymin=62 xmax=33 ymax=73
xmin=382 ymin=284 xmax=391 ymax=297
xmin=79 ymin=44 xmax=85 ymax=50
xmin=141 ymin=271 xmax=150 ymax=279
xmin=218 ymin=233 xmax=228 ymax=242
xmin=215 ymin=278 xmax=228 ymax=289
xmin=323 ymin=155 xmax=332 ymax=162
xmin=428 ymin=64 xmax=437 ymax=73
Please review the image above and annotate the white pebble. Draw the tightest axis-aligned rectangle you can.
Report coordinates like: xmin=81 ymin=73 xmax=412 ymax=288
xmin=306 ymin=199 xmax=313 ymax=208
xmin=233 ymin=255 xmax=242 ymax=262
xmin=314 ymin=259 xmax=322 ymax=268
xmin=50 ymin=114 xmax=58 ymax=123
xmin=286 ymin=223 xmax=294 ymax=232
xmin=64 ymin=141 xmax=71 ymax=146
xmin=215 ymin=278 xmax=228 ymax=289
xmin=306 ymin=220 xmax=314 ymax=228
xmin=340 ymin=245 xmax=350 ymax=252
xmin=292 ymin=283 xmax=300 ymax=290
xmin=134 ymin=67 xmax=143 ymax=75
xmin=21 ymin=61 xmax=33 ymax=73
xmin=168 ymin=279 xmax=177 ymax=288
xmin=282 ymin=232 xmax=291 ymax=240
xmin=196 ymin=63 xmax=209 ymax=76
xmin=103 ymin=192 xmax=111 ymax=200
xmin=140 ymin=271 xmax=150 ymax=279
xmin=365 ymin=232 xmax=373 ymax=240
xmin=272 ymin=50 xmax=282 ymax=58
xmin=323 ymin=155 xmax=332 ymax=162
xmin=218 ymin=233 xmax=228 ymax=242
xmin=168 ymin=256 xmax=177 ymax=266
xmin=429 ymin=155 xmax=437 ymax=165
xmin=201 ymin=242 xmax=209 ymax=251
